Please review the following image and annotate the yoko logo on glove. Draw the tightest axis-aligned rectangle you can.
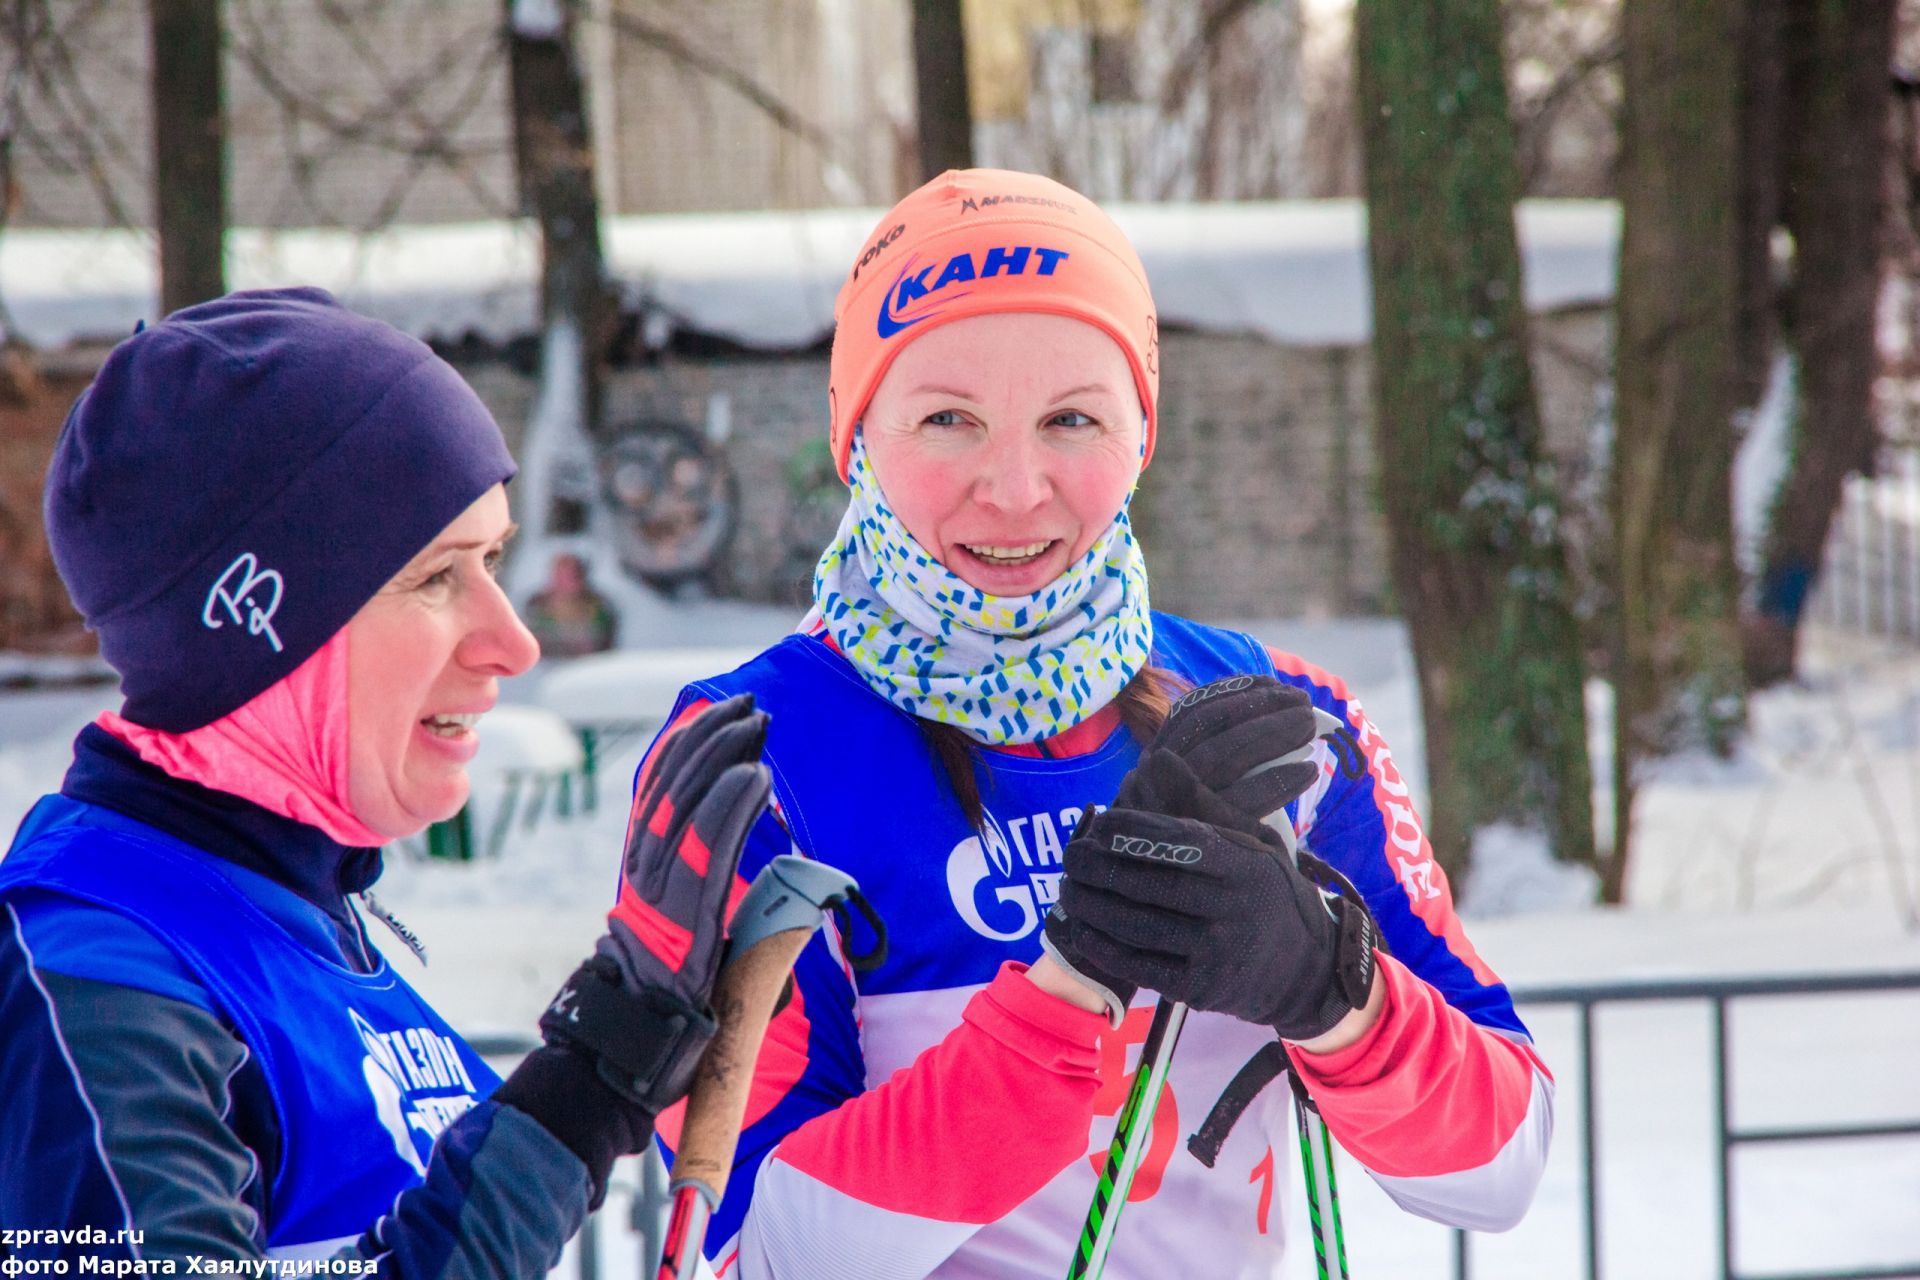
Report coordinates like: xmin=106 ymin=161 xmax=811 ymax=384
xmin=1110 ymin=834 xmax=1203 ymax=865
xmin=1169 ymin=674 xmax=1255 ymax=713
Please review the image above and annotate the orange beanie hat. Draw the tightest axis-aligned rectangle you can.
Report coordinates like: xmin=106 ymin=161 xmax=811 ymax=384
xmin=827 ymin=169 xmax=1160 ymax=481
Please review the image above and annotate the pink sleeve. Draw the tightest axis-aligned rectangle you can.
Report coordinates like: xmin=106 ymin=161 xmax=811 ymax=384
xmin=728 ymin=964 xmax=1106 ymax=1278
xmin=1291 ymin=954 xmax=1555 ymax=1231
xmin=774 ymin=962 xmax=1106 ymax=1222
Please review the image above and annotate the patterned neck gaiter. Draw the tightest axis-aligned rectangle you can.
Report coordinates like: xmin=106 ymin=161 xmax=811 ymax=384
xmin=807 ymin=432 xmax=1153 ymax=745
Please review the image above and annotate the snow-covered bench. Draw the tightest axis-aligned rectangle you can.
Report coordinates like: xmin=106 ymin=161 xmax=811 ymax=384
xmin=534 ymin=647 xmax=763 ymax=810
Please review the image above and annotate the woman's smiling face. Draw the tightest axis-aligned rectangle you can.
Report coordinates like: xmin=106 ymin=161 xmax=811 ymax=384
xmin=345 ymin=485 xmax=540 ymax=838
xmin=859 ymin=312 xmax=1144 ymax=597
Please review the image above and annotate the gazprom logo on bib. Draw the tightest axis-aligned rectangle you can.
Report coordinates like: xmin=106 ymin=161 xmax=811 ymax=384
xmin=877 ymin=246 xmax=1071 ymax=339
xmin=944 ymin=802 xmax=1095 ymax=941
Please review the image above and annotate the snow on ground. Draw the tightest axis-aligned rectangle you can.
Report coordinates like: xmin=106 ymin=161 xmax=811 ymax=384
xmin=3 ymin=614 xmax=1917 ymax=1277
xmin=379 ymin=898 xmax=1920 ymax=1280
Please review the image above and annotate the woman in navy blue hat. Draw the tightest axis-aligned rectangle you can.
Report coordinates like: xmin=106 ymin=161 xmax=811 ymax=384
xmin=0 ymin=289 xmax=767 ymax=1275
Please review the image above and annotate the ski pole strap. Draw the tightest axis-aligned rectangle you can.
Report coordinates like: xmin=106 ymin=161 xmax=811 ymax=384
xmin=831 ymin=884 xmax=889 ymax=971
xmin=726 ymin=856 xmax=861 ymax=952
xmin=725 ymin=854 xmax=889 ymax=972
xmin=1186 ymin=1041 xmax=1288 ymax=1168
xmin=657 ymin=1186 xmax=711 ymax=1280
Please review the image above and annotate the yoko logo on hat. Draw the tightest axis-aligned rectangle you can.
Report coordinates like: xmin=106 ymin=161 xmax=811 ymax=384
xmin=203 ymin=552 xmax=287 ymax=653
xmin=876 ymin=246 xmax=1071 ymax=340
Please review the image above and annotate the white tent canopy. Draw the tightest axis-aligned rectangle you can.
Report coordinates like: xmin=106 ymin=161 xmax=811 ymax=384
xmin=0 ymin=199 xmax=1619 ymax=353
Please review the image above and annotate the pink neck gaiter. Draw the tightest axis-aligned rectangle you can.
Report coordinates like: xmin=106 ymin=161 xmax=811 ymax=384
xmin=97 ymin=629 xmax=388 ymax=848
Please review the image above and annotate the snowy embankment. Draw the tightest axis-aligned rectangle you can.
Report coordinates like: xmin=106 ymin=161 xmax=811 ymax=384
xmin=2 ymin=614 xmax=1916 ymax=1277
xmin=0 ymin=200 xmax=1618 ymax=354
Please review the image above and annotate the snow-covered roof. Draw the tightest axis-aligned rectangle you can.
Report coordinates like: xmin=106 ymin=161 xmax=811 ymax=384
xmin=0 ymin=199 xmax=1619 ymax=353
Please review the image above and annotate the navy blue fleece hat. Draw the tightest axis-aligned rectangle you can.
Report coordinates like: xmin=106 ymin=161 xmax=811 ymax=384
xmin=46 ymin=287 xmax=517 ymax=732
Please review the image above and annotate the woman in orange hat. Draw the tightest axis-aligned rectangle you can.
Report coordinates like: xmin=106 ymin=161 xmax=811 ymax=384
xmin=642 ymin=170 xmax=1553 ymax=1277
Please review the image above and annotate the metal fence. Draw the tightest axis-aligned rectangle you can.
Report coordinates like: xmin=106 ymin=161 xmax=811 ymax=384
xmin=1813 ymin=447 xmax=1920 ymax=644
xmin=466 ymin=1033 xmax=672 ymax=1277
xmin=1451 ymin=970 xmax=1920 ymax=1280
xmin=475 ymin=969 xmax=1920 ymax=1280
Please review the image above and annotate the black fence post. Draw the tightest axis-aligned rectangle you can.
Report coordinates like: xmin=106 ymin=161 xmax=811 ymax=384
xmin=1582 ymin=999 xmax=1600 ymax=1280
xmin=577 ymin=1208 xmax=599 ymax=1280
xmin=1714 ymin=996 xmax=1733 ymax=1280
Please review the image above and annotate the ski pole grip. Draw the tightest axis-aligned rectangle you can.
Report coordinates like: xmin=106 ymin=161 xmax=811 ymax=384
xmin=667 ymin=856 xmax=865 ymax=1207
xmin=668 ymin=924 xmax=814 ymax=1205
xmin=1254 ymin=708 xmax=1350 ymax=860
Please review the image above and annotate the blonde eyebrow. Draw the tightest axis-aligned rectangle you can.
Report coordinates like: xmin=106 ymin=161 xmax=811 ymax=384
xmin=909 ymin=383 xmax=982 ymax=401
xmin=1049 ymin=383 xmax=1123 ymax=401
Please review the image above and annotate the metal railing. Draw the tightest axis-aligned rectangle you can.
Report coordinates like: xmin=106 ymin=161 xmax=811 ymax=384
xmin=468 ymin=1034 xmax=670 ymax=1278
xmin=1814 ymin=447 xmax=1920 ymax=646
xmin=1451 ymin=970 xmax=1920 ymax=1280
xmin=475 ymin=970 xmax=1920 ymax=1280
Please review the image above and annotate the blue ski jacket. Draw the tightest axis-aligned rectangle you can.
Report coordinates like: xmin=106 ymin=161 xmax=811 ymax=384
xmin=0 ymin=726 xmax=591 ymax=1277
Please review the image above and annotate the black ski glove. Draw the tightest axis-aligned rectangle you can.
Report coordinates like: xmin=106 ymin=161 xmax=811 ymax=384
xmin=1039 ymin=679 xmax=1333 ymax=1026
xmin=496 ymin=695 xmax=773 ymax=1205
xmin=1149 ymin=675 xmax=1326 ymax=839
xmin=1051 ymin=750 xmax=1377 ymax=1042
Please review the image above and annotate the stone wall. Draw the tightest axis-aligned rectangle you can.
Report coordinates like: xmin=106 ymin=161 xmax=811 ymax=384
xmin=0 ymin=313 xmax=1609 ymax=655
xmin=0 ymin=355 xmax=99 ymax=654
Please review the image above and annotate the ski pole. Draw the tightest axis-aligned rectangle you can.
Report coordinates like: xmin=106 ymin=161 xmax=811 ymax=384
xmin=1266 ymin=709 xmax=1356 ymax=1280
xmin=656 ymin=856 xmax=866 ymax=1280
xmin=1067 ymin=708 xmax=1348 ymax=1280
xmin=1296 ymin=1095 xmax=1352 ymax=1280
xmin=1068 ymin=995 xmax=1188 ymax=1279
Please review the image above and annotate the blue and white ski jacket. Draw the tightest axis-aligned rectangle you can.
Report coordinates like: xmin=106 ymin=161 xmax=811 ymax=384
xmin=647 ymin=613 xmax=1555 ymax=1279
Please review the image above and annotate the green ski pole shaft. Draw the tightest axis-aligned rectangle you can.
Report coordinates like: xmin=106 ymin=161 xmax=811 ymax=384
xmin=1295 ymin=1093 xmax=1352 ymax=1280
xmin=1065 ymin=703 xmax=1353 ymax=1279
xmin=1067 ymin=997 xmax=1188 ymax=1279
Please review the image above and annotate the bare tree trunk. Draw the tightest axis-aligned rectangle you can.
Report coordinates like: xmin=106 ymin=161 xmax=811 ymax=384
xmin=1353 ymin=0 xmax=1597 ymax=890
xmin=507 ymin=0 xmax=612 ymax=568
xmin=911 ymin=0 xmax=973 ymax=180
xmin=150 ymin=0 xmax=226 ymax=315
xmin=507 ymin=0 xmax=611 ymax=432
xmin=1607 ymin=0 xmax=1748 ymax=904
xmin=1745 ymin=0 xmax=1898 ymax=685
